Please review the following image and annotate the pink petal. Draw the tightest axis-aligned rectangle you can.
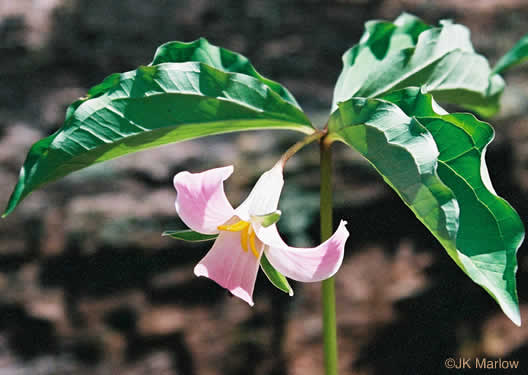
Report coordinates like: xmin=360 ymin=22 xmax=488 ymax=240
xmin=259 ymin=220 xmax=349 ymax=282
xmin=194 ymin=231 xmax=261 ymax=306
xmin=174 ymin=166 xmax=235 ymax=234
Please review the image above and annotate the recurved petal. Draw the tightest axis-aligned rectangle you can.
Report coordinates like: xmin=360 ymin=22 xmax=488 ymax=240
xmin=260 ymin=220 xmax=349 ymax=282
xmin=235 ymin=163 xmax=284 ymax=220
xmin=194 ymin=231 xmax=261 ymax=306
xmin=174 ymin=166 xmax=235 ymax=234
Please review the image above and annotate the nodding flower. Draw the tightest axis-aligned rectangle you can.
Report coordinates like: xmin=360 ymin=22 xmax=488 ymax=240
xmin=173 ymin=164 xmax=349 ymax=306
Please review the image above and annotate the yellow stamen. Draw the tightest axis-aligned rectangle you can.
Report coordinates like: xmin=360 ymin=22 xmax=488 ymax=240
xmin=217 ymin=220 xmax=260 ymax=258
xmin=217 ymin=220 xmax=249 ymax=232
xmin=249 ymin=229 xmax=259 ymax=259
xmin=241 ymin=225 xmax=249 ymax=252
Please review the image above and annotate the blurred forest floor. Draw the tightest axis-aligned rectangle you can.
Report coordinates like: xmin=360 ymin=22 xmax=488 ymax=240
xmin=1 ymin=1 xmax=528 ymax=374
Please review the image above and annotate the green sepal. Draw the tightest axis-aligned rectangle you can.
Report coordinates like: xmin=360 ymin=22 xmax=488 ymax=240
xmin=251 ymin=210 xmax=282 ymax=228
xmin=260 ymin=252 xmax=293 ymax=296
xmin=162 ymin=229 xmax=218 ymax=242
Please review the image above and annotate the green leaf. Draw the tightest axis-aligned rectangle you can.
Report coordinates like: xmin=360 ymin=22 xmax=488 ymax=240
xmin=3 ymin=39 xmax=313 ymax=217
xmin=382 ymin=88 xmax=524 ymax=325
xmin=162 ymin=229 xmax=218 ymax=242
xmin=332 ymin=13 xmax=504 ymax=117
xmin=260 ymin=252 xmax=294 ymax=296
xmin=492 ymin=34 xmax=528 ymax=74
xmin=251 ymin=210 xmax=282 ymax=227
xmin=151 ymin=38 xmax=301 ymax=107
xmin=328 ymin=92 xmax=523 ymax=324
xmin=328 ymin=97 xmax=460 ymax=255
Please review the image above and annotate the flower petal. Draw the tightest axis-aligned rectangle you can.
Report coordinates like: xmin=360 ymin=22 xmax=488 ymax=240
xmin=174 ymin=166 xmax=235 ymax=234
xmin=259 ymin=220 xmax=349 ymax=282
xmin=194 ymin=231 xmax=261 ymax=306
xmin=235 ymin=163 xmax=284 ymax=220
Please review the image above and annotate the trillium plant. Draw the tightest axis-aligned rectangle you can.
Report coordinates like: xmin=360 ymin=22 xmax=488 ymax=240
xmin=3 ymin=13 xmax=528 ymax=375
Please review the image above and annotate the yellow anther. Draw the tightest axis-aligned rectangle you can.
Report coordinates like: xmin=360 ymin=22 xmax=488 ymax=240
xmin=240 ymin=226 xmax=249 ymax=252
xmin=249 ymin=229 xmax=259 ymax=259
xmin=217 ymin=220 xmax=249 ymax=232
xmin=217 ymin=220 xmax=259 ymax=258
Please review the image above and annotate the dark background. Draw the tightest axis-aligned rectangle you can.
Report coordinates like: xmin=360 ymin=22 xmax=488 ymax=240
xmin=0 ymin=1 xmax=528 ymax=374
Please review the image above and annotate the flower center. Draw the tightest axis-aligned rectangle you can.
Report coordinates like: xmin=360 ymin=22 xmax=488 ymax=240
xmin=217 ymin=220 xmax=260 ymax=258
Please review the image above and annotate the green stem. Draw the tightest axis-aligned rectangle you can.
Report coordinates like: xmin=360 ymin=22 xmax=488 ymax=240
xmin=320 ymin=136 xmax=338 ymax=375
xmin=278 ymin=129 xmax=326 ymax=167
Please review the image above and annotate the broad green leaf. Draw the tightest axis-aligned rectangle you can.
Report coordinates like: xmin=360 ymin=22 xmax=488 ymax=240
xmin=260 ymin=252 xmax=294 ymax=296
xmin=492 ymin=34 xmax=528 ymax=74
xmin=162 ymin=229 xmax=218 ymax=242
xmin=332 ymin=13 xmax=504 ymax=117
xmin=251 ymin=210 xmax=282 ymax=228
xmin=327 ymin=93 xmax=523 ymax=324
xmin=383 ymin=88 xmax=524 ymax=325
xmin=151 ymin=38 xmax=301 ymax=107
xmin=3 ymin=39 xmax=313 ymax=217
xmin=328 ymin=98 xmax=460 ymax=255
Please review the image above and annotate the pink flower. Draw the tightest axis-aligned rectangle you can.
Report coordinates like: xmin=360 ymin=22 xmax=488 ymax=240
xmin=173 ymin=164 xmax=349 ymax=306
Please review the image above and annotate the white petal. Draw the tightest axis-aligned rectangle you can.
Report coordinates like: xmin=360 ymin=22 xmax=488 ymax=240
xmin=235 ymin=163 xmax=284 ymax=220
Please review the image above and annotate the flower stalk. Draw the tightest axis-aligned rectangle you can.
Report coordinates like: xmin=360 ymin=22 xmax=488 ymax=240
xmin=320 ymin=136 xmax=338 ymax=375
xmin=278 ymin=129 xmax=326 ymax=167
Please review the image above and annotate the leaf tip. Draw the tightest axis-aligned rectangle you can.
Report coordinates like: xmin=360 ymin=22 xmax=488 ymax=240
xmin=509 ymin=309 xmax=522 ymax=327
xmin=501 ymin=299 xmax=522 ymax=326
xmin=2 ymin=201 xmax=15 ymax=219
